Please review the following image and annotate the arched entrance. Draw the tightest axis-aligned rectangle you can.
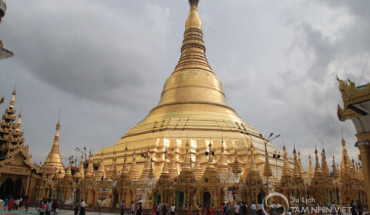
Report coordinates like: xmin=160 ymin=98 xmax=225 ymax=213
xmin=14 ymin=179 xmax=23 ymax=199
xmin=257 ymin=189 xmax=265 ymax=204
xmin=0 ymin=178 xmax=15 ymax=199
xmin=155 ymin=194 xmax=161 ymax=205
xmin=202 ymin=192 xmax=211 ymax=207
xmin=176 ymin=192 xmax=184 ymax=208
xmin=113 ymin=190 xmax=119 ymax=207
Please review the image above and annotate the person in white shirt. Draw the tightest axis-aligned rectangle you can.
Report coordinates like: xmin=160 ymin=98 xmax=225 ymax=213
xmin=80 ymin=200 xmax=86 ymax=215
xmin=235 ymin=203 xmax=240 ymax=215
xmin=251 ymin=202 xmax=257 ymax=215
xmin=170 ymin=204 xmax=175 ymax=215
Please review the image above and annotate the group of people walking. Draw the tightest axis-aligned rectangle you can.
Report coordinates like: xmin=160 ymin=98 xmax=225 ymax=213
xmin=39 ymin=198 xmax=60 ymax=215
xmin=2 ymin=197 xmax=31 ymax=212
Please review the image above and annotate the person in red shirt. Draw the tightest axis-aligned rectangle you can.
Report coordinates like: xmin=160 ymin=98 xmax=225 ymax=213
xmin=25 ymin=198 xmax=31 ymax=212
xmin=8 ymin=198 xmax=15 ymax=212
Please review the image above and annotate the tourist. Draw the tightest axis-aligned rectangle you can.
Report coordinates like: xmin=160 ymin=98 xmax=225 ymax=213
xmin=152 ymin=203 xmax=156 ymax=215
xmin=74 ymin=201 xmax=79 ymax=215
xmin=225 ymin=203 xmax=230 ymax=215
xmin=15 ymin=198 xmax=20 ymax=209
xmin=351 ymin=201 xmax=357 ymax=215
xmin=257 ymin=203 xmax=262 ymax=215
xmin=211 ymin=204 xmax=215 ymax=215
xmin=131 ymin=201 xmax=135 ymax=215
xmin=156 ymin=204 xmax=160 ymax=215
xmin=137 ymin=202 xmax=143 ymax=215
xmin=121 ymin=200 xmax=126 ymax=215
xmin=46 ymin=199 xmax=53 ymax=215
xmin=187 ymin=204 xmax=192 ymax=215
xmin=170 ymin=204 xmax=175 ymax=215
xmin=163 ymin=204 xmax=168 ymax=215
xmin=198 ymin=204 xmax=202 ymax=215
xmin=52 ymin=199 xmax=59 ymax=215
xmin=4 ymin=197 xmax=8 ymax=210
xmin=206 ymin=205 xmax=211 ymax=215
xmin=318 ymin=203 xmax=323 ymax=215
xmin=235 ymin=203 xmax=240 ymax=215
xmin=25 ymin=198 xmax=30 ymax=212
xmin=241 ymin=202 xmax=247 ymax=215
xmin=8 ymin=197 xmax=14 ymax=212
xmin=40 ymin=200 xmax=47 ymax=215
xmin=357 ymin=201 xmax=363 ymax=215
xmin=80 ymin=199 xmax=86 ymax=215
xmin=331 ymin=202 xmax=336 ymax=215
xmin=251 ymin=202 xmax=256 ymax=215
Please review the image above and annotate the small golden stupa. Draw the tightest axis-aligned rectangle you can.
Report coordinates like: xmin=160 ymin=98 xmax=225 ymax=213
xmin=96 ymin=0 xmax=282 ymax=177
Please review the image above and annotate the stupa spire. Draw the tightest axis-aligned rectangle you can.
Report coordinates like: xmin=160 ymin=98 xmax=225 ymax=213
xmin=140 ymin=147 xmax=152 ymax=180
xmin=44 ymin=119 xmax=65 ymax=177
xmin=193 ymin=147 xmax=203 ymax=180
xmin=121 ymin=144 xmax=129 ymax=174
xmin=332 ymin=156 xmax=339 ymax=180
xmin=307 ymin=154 xmax=314 ymax=178
xmin=186 ymin=0 xmax=201 ymax=30
xmin=231 ymin=149 xmax=242 ymax=175
xmin=129 ymin=151 xmax=140 ymax=181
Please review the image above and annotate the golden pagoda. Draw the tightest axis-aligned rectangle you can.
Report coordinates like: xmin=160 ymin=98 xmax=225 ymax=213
xmin=42 ymin=119 xmax=65 ymax=178
xmin=96 ymin=0 xmax=282 ymax=181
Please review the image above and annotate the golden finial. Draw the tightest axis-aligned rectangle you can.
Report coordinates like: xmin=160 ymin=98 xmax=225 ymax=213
xmin=186 ymin=0 xmax=201 ymax=30
xmin=0 ymin=96 xmax=4 ymax=104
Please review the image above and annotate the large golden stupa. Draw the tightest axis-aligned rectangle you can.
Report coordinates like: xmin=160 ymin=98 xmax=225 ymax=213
xmin=96 ymin=0 xmax=281 ymax=177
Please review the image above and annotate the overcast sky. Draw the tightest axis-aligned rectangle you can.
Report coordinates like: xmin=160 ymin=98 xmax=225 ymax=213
xmin=1 ymin=0 xmax=369 ymax=169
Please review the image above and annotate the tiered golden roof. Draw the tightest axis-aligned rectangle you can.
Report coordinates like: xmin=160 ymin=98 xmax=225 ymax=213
xmin=96 ymin=0 xmax=281 ymax=177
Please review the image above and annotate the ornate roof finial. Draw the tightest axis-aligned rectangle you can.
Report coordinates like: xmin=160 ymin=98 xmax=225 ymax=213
xmin=186 ymin=0 xmax=201 ymax=30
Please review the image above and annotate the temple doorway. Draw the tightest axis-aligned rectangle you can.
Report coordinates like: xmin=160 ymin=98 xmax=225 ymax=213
xmin=0 ymin=178 xmax=15 ymax=199
xmin=155 ymin=194 xmax=161 ymax=205
xmin=202 ymin=192 xmax=211 ymax=207
xmin=176 ymin=192 xmax=184 ymax=208
xmin=257 ymin=190 xmax=265 ymax=204
xmin=113 ymin=190 xmax=119 ymax=207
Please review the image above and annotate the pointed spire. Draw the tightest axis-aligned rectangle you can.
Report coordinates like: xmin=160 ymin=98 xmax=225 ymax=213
xmin=193 ymin=147 xmax=203 ymax=180
xmin=0 ymin=96 xmax=4 ymax=105
xmin=186 ymin=0 xmax=201 ymax=30
xmin=332 ymin=156 xmax=339 ymax=179
xmin=231 ymin=149 xmax=242 ymax=175
xmin=307 ymin=154 xmax=314 ymax=179
xmin=314 ymin=147 xmax=321 ymax=172
xmin=281 ymin=144 xmax=291 ymax=177
xmin=140 ymin=147 xmax=152 ymax=180
xmin=111 ymin=148 xmax=118 ymax=179
xmin=129 ymin=151 xmax=140 ymax=181
xmin=263 ymin=141 xmax=273 ymax=178
xmin=43 ymin=118 xmax=65 ymax=177
xmin=96 ymin=151 xmax=106 ymax=181
xmin=168 ymin=147 xmax=178 ymax=178
xmin=65 ymin=158 xmax=72 ymax=177
xmin=162 ymin=149 xmax=169 ymax=173
xmin=9 ymin=87 xmax=16 ymax=109
xmin=321 ymin=148 xmax=331 ymax=180
xmin=182 ymin=140 xmax=192 ymax=170
xmin=217 ymin=140 xmax=229 ymax=175
xmin=86 ymin=153 xmax=94 ymax=177
xmin=121 ymin=144 xmax=129 ymax=175
xmin=297 ymin=150 xmax=305 ymax=175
